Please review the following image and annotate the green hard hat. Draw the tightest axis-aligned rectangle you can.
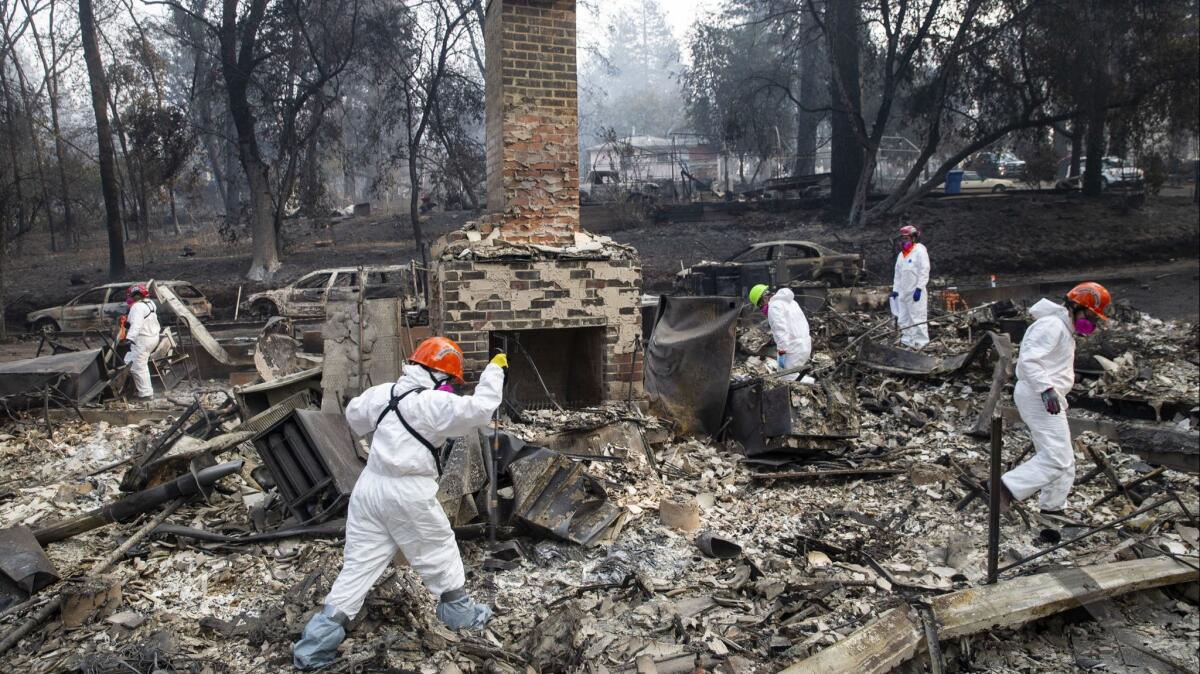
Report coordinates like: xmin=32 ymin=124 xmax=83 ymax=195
xmin=748 ymin=284 xmax=770 ymax=307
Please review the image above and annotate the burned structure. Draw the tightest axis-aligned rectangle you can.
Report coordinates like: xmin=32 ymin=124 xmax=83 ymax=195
xmin=430 ymin=0 xmax=642 ymax=409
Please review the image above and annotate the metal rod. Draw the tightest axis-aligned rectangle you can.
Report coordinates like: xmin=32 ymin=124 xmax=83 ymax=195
xmin=987 ymin=416 xmax=1002 ymax=584
xmin=233 ymin=285 xmax=243 ymax=321
xmin=488 ymin=416 xmax=500 ymax=546
xmin=356 ymin=265 xmax=366 ymax=393
xmin=996 ymin=496 xmax=1173 ymax=575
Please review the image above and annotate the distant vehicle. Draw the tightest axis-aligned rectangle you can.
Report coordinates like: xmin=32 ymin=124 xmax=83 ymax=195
xmin=579 ymin=169 xmax=660 ymax=204
xmin=245 ymin=265 xmax=426 ymax=323
xmin=1055 ymin=156 xmax=1144 ymax=190
xmin=674 ymin=240 xmax=865 ymax=297
xmin=969 ymin=151 xmax=1026 ymax=179
xmin=951 ymin=171 xmax=1018 ymax=193
xmin=27 ymin=280 xmax=211 ymax=334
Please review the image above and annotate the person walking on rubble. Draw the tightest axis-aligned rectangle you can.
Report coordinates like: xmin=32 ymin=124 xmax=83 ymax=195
xmin=999 ymin=282 xmax=1112 ymax=515
xmin=123 ymin=284 xmax=160 ymax=401
xmin=749 ymin=284 xmax=811 ymax=382
xmin=294 ymin=336 xmax=508 ymax=669
xmin=890 ymin=224 xmax=931 ymax=349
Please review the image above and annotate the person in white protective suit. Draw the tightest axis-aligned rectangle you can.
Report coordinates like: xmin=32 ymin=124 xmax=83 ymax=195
xmin=748 ymin=284 xmax=812 ymax=382
xmin=1000 ymin=282 xmax=1112 ymax=515
xmin=294 ymin=336 xmax=507 ymax=669
xmin=890 ymin=224 xmax=931 ymax=349
xmin=123 ymin=284 xmax=160 ymax=400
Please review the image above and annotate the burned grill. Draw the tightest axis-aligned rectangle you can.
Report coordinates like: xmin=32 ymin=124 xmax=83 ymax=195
xmin=251 ymin=409 xmax=364 ymax=524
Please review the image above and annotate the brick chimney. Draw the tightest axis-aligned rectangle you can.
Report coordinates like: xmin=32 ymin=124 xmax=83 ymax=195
xmin=482 ymin=0 xmax=579 ymax=245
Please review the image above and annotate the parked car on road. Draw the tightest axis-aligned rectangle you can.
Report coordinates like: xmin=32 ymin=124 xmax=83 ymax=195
xmin=969 ymin=151 xmax=1026 ymax=179
xmin=674 ymin=240 xmax=865 ymax=297
xmin=26 ymin=280 xmax=211 ymax=334
xmin=949 ymin=171 xmax=1019 ymax=193
xmin=245 ymin=265 xmax=426 ymax=323
xmin=1055 ymin=156 xmax=1144 ymax=190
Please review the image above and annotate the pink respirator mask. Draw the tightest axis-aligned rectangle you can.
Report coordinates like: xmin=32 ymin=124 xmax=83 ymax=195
xmin=1074 ymin=318 xmax=1096 ymax=336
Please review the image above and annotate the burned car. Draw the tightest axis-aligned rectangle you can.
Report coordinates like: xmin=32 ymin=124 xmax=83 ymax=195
xmin=674 ymin=240 xmax=865 ymax=297
xmin=26 ymin=280 xmax=211 ymax=334
xmin=244 ymin=265 xmax=426 ymax=323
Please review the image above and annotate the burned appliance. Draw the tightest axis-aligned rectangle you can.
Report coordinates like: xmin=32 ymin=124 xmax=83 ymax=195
xmin=726 ymin=379 xmax=860 ymax=456
xmin=251 ymin=408 xmax=364 ymax=524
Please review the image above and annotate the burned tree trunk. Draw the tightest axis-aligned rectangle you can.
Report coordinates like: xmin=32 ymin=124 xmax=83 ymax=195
xmin=219 ymin=0 xmax=280 ymax=280
xmin=79 ymin=0 xmax=126 ymax=278
xmin=1082 ymin=75 xmax=1108 ymax=196
xmin=794 ymin=40 xmax=820 ymax=176
xmin=826 ymin=0 xmax=863 ymax=214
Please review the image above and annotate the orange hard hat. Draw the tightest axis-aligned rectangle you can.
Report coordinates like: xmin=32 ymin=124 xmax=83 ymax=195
xmin=409 ymin=336 xmax=466 ymax=381
xmin=898 ymin=224 xmax=919 ymax=236
xmin=1066 ymin=282 xmax=1111 ymax=321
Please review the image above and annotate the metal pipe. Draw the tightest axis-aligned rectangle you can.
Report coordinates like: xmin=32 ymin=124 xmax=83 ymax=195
xmin=996 ymin=496 xmax=1173 ymax=575
xmin=33 ymin=460 xmax=244 ymax=546
xmin=987 ymin=416 xmax=1003 ymax=584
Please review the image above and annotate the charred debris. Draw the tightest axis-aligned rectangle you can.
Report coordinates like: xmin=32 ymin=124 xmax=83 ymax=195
xmin=0 ymin=288 xmax=1196 ymax=674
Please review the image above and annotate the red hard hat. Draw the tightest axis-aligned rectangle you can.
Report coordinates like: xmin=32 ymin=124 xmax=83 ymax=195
xmin=409 ymin=336 xmax=466 ymax=382
xmin=127 ymin=283 xmax=150 ymax=299
xmin=1066 ymin=282 xmax=1111 ymax=321
xmin=898 ymin=225 xmax=919 ymax=236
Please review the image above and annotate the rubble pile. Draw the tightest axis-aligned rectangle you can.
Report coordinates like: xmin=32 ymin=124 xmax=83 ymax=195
xmin=0 ymin=303 xmax=1197 ymax=674
xmin=1077 ymin=312 xmax=1200 ymax=404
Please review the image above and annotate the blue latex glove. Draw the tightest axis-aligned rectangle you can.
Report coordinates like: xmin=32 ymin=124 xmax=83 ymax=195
xmin=889 ymin=290 xmax=898 ymax=299
xmin=436 ymin=595 xmax=492 ymax=630
xmin=777 ymin=355 xmax=787 ymax=369
xmin=1041 ymin=388 xmax=1061 ymax=415
xmin=912 ymin=288 xmax=922 ymax=302
xmin=294 ymin=607 xmax=347 ymax=670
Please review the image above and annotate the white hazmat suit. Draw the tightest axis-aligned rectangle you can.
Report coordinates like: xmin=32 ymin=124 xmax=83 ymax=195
xmin=892 ymin=242 xmax=930 ymax=349
xmin=324 ymin=362 xmax=504 ymax=619
xmin=1002 ymin=299 xmax=1077 ymax=511
xmin=124 ymin=298 xmax=160 ymax=398
xmin=766 ymin=288 xmax=812 ymax=381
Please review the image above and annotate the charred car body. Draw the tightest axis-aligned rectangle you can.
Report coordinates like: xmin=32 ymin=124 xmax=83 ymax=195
xmin=27 ymin=280 xmax=211 ymax=334
xmin=244 ymin=265 xmax=427 ymax=324
xmin=674 ymin=241 xmax=865 ymax=297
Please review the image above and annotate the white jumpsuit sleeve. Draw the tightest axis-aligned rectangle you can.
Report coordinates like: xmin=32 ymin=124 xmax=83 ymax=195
xmin=412 ymin=363 xmax=505 ymax=438
xmin=1015 ymin=323 xmax=1060 ymax=394
xmin=126 ymin=302 xmax=146 ymax=338
xmin=344 ymin=384 xmax=392 ymax=436
xmin=892 ymin=252 xmax=904 ymax=291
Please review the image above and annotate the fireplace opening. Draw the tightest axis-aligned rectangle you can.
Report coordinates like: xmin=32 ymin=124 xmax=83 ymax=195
xmin=490 ymin=327 xmax=605 ymax=410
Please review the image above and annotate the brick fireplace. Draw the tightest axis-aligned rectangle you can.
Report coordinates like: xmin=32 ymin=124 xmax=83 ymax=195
xmin=429 ymin=0 xmax=643 ymax=408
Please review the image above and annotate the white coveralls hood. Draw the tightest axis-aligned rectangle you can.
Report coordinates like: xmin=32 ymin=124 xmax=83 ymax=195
xmin=1002 ymin=298 xmax=1078 ymax=511
xmin=124 ymin=298 xmax=160 ymax=398
xmin=891 ymin=242 xmax=930 ymax=348
xmin=766 ymin=288 xmax=812 ymax=381
xmin=319 ymin=362 xmax=503 ymax=622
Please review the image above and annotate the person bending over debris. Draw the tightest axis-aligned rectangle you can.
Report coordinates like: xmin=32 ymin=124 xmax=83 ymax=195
xmin=749 ymin=284 xmax=811 ymax=381
xmin=1000 ymin=282 xmax=1112 ymax=515
xmin=294 ymin=336 xmax=507 ymax=669
xmin=890 ymin=224 xmax=931 ymax=349
xmin=123 ymin=283 xmax=160 ymax=400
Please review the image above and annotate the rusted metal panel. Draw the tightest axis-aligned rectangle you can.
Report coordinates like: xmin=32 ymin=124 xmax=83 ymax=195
xmin=507 ymin=447 xmax=621 ymax=546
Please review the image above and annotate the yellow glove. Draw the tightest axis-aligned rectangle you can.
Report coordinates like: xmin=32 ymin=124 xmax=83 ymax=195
xmin=489 ymin=353 xmax=508 ymax=368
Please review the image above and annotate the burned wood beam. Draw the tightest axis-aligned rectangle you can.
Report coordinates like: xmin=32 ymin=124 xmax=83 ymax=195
xmin=750 ymin=468 xmax=904 ymax=481
xmin=1091 ymin=466 xmax=1166 ymax=508
xmin=781 ymin=557 xmax=1199 ymax=674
